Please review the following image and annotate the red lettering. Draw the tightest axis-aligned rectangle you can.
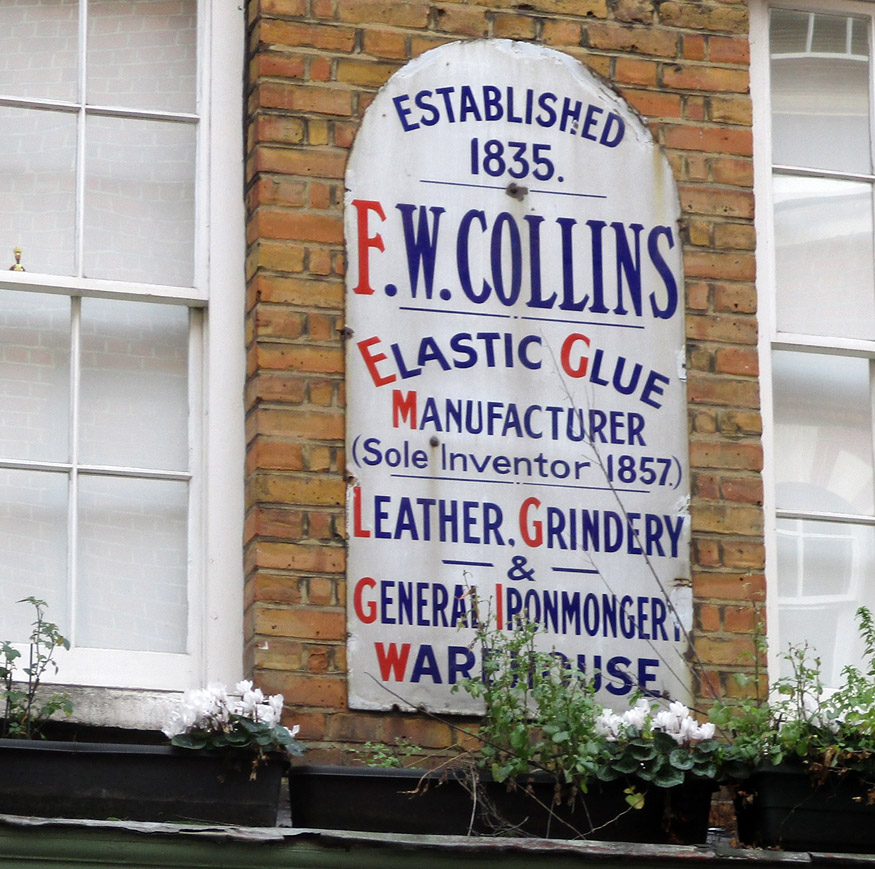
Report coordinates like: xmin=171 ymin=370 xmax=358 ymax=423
xmin=560 ymin=332 xmax=590 ymax=379
xmin=495 ymin=582 xmax=503 ymax=629
xmin=375 ymin=642 xmax=411 ymax=681
xmin=519 ymin=497 xmax=543 ymax=547
xmin=392 ymin=389 xmax=418 ymax=428
xmin=357 ymin=336 xmax=396 ymax=387
xmin=351 ymin=198 xmax=386 ymax=295
xmin=352 ymin=485 xmax=372 ymax=537
xmin=353 ymin=576 xmax=377 ymax=623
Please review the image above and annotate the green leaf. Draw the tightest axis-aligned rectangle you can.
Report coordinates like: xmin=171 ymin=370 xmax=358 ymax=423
xmin=653 ymin=767 xmax=685 ymax=788
xmin=669 ymin=749 xmax=695 ymax=770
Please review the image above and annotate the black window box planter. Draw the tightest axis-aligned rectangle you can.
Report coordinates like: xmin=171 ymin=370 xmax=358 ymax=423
xmin=0 ymin=738 xmax=285 ymax=826
xmin=735 ymin=761 xmax=875 ymax=853
xmin=289 ymin=764 xmax=713 ymax=842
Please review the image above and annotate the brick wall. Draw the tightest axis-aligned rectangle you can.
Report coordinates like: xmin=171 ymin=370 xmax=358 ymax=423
xmin=243 ymin=0 xmax=761 ymax=758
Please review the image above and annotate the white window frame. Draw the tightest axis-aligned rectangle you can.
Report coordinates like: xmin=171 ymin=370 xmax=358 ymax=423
xmin=752 ymin=0 xmax=875 ymax=679
xmin=0 ymin=0 xmax=245 ymax=696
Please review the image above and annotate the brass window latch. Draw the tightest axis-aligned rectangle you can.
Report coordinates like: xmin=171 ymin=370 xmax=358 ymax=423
xmin=9 ymin=247 xmax=25 ymax=271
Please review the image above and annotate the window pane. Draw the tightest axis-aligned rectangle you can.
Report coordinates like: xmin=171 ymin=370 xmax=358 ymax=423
xmin=773 ymin=175 xmax=875 ymax=340
xmin=87 ymin=0 xmax=196 ymax=113
xmin=777 ymin=517 xmax=875 ymax=687
xmin=76 ymin=475 xmax=188 ymax=653
xmin=0 ymin=0 xmax=78 ymax=103
xmin=0 ymin=291 xmax=70 ymax=463
xmin=773 ymin=351 xmax=874 ymax=516
xmin=771 ymin=10 xmax=870 ymax=174
xmin=0 ymin=107 xmax=77 ymax=277
xmin=84 ymin=116 xmax=195 ymax=286
xmin=0 ymin=469 xmax=68 ymax=641
xmin=79 ymin=298 xmax=189 ymax=470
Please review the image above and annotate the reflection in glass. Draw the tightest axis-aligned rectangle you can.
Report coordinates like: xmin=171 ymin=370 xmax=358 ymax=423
xmin=84 ymin=116 xmax=196 ymax=286
xmin=0 ymin=107 xmax=77 ymax=277
xmin=771 ymin=9 xmax=870 ymax=174
xmin=777 ymin=517 xmax=875 ymax=688
xmin=76 ymin=475 xmax=188 ymax=653
xmin=773 ymin=351 xmax=874 ymax=516
xmin=79 ymin=297 xmax=189 ymax=471
xmin=0 ymin=291 xmax=70 ymax=463
xmin=0 ymin=469 xmax=68 ymax=641
xmin=87 ymin=0 xmax=196 ymax=113
xmin=0 ymin=0 xmax=79 ymax=103
xmin=774 ymin=175 xmax=875 ymax=340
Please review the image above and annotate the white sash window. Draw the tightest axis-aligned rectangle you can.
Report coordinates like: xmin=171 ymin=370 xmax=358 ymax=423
xmin=755 ymin=0 xmax=875 ymax=684
xmin=0 ymin=0 xmax=244 ymax=694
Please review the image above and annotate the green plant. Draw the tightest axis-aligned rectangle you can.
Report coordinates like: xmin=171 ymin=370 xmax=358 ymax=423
xmin=351 ymin=737 xmax=423 ymax=768
xmin=455 ymin=615 xmax=722 ymax=807
xmin=715 ymin=606 xmax=875 ymax=778
xmin=0 ymin=597 xmax=72 ymax=739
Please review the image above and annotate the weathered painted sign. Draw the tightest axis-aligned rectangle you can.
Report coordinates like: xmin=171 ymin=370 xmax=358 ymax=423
xmin=345 ymin=40 xmax=690 ymax=713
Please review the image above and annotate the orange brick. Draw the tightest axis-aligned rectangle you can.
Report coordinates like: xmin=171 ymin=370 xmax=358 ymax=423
xmin=690 ymin=441 xmax=763 ymax=472
xmin=248 ymin=240 xmax=306 ymax=274
xmin=253 ymin=638 xmax=305 ymax=671
xmin=715 ymin=347 xmax=758 ymax=376
xmin=541 ymin=19 xmax=582 ymax=46
xmin=260 ymin=672 xmax=347 ymax=710
xmin=250 ymin=539 xmax=346 ymax=572
xmin=698 ymin=604 xmax=721 ymax=633
xmin=254 ymin=209 xmax=344 ymax=244
xmin=683 ymin=250 xmax=756 ymax=283
xmin=252 ymin=146 xmax=348 ymax=179
xmin=310 ymin=57 xmax=332 ymax=83
xmin=588 ymin=24 xmax=676 ymax=57
xmin=258 ymin=0 xmax=308 ymax=15
xmin=721 ymin=541 xmax=765 ymax=570
xmin=692 ymin=540 xmax=721 ymax=569
xmin=714 ymin=282 xmax=756 ymax=314
xmin=249 ymin=274 xmax=344 ymax=309
xmin=493 ymin=13 xmax=537 ymax=40
xmin=717 ymin=410 xmax=762 ymax=436
xmin=664 ymin=124 xmax=752 ymax=156
xmin=687 ymin=281 xmax=710 ymax=310
xmin=711 ymin=156 xmax=753 ymax=187
xmin=613 ymin=0 xmax=656 ymax=24
xmin=686 ymin=311 xmax=758 ymax=343
xmin=255 ymin=605 xmax=345 ymax=640
xmin=256 ymin=20 xmax=356 ymax=52
xmin=255 ymin=343 xmax=344 ymax=374
xmin=724 ymin=605 xmax=757 ymax=634
xmin=692 ymin=635 xmax=755 ymax=668
xmin=663 ymin=64 xmax=748 ymax=93
xmin=709 ymin=35 xmax=750 ymax=65
xmin=250 ymin=52 xmax=306 ymax=81
xmin=254 ymin=82 xmax=353 ymax=116
xmin=248 ymin=174 xmax=307 ymax=207
xmin=614 ymin=57 xmax=658 ymax=87
xmin=252 ymin=406 xmax=344 ymax=440
xmin=622 ymin=88 xmax=682 ymax=119
xmin=721 ymin=476 xmax=764 ymax=505
xmin=336 ymin=58 xmax=400 ymax=89
xmin=245 ymin=439 xmax=306 ymax=472
xmin=308 ymin=574 xmax=336 ymax=605
xmin=363 ymin=29 xmax=408 ymax=59
xmin=714 ymin=222 xmax=756 ymax=250
xmin=247 ymin=573 xmax=305 ymax=606
xmin=686 ymin=374 xmax=760 ymax=408
xmin=337 ymin=0 xmax=430 ymax=27
xmin=683 ymin=34 xmax=706 ymax=61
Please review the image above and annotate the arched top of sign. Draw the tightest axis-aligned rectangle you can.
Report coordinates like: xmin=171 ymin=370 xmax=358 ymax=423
xmin=347 ymin=40 xmax=680 ymax=240
xmin=344 ymin=39 xmax=690 ymax=714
